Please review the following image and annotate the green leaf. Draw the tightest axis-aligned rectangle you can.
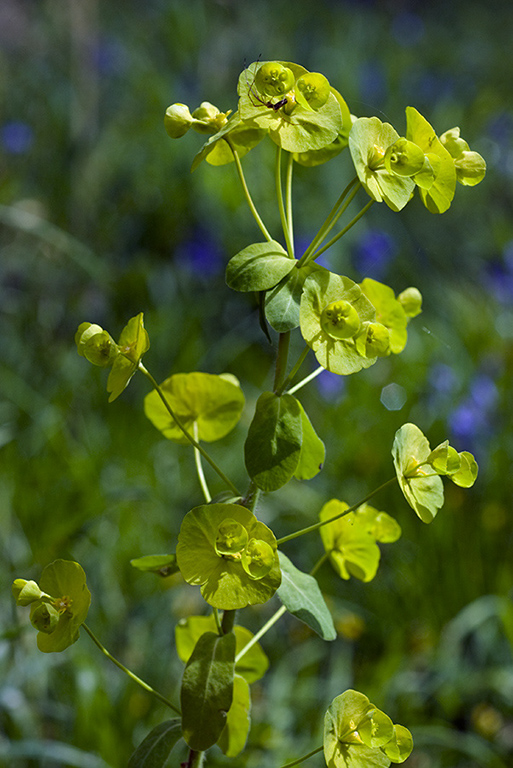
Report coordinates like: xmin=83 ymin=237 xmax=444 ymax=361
xmin=175 ymin=616 xmax=269 ymax=684
xmin=130 ymin=555 xmax=179 ymax=577
xmin=265 ymin=268 xmax=305 ymax=332
xmin=128 ymin=719 xmax=182 ymax=768
xmin=217 ymin=674 xmax=251 ymax=757
xmin=277 ymin=551 xmax=336 ymax=641
xmin=180 ymin=630 xmax=236 ymax=751
xmin=176 ymin=504 xmax=281 ymax=610
xmin=244 ymin=392 xmax=302 ymax=491
xmin=392 ymin=423 xmax=444 ymax=523
xmin=294 ymin=399 xmax=325 ymax=480
xmin=191 ymin=111 xmax=267 ymax=170
xmin=226 ymin=241 xmax=294 ymax=292
xmin=144 ymin=372 xmax=244 ymax=445
xmin=36 ymin=560 xmax=91 ymax=653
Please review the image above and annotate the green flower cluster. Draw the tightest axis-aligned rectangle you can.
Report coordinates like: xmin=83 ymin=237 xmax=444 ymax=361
xmin=350 ymin=107 xmax=486 ymax=213
xmin=393 ymin=423 xmax=478 ymax=523
xmin=324 ymin=689 xmax=413 ymax=767
xmin=75 ymin=312 xmax=149 ymax=401
xmin=176 ymin=503 xmax=281 ymax=610
xmin=12 ymin=560 xmax=91 ymax=653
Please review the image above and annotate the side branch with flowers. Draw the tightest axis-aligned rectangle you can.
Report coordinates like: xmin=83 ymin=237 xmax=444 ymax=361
xmin=13 ymin=59 xmax=484 ymax=768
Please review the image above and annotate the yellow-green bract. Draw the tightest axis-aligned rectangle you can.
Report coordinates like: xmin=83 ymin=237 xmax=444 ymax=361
xmin=392 ymin=424 xmax=444 ymax=523
xmin=176 ymin=503 xmax=281 ymax=610
xmin=144 ymin=371 xmax=245 ymax=444
xmin=324 ymin=689 xmax=413 ymax=768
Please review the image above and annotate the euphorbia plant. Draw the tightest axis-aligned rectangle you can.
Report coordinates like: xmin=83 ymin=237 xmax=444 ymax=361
xmin=13 ymin=59 xmax=484 ymax=767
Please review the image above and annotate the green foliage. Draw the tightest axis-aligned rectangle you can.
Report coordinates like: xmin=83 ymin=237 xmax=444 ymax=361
xmin=277 ymin=552 xmax=337 ymax=640
xmin=128 ymin=719 xmax=182 ymax=768
xmin=144 ymin=372 xmax=244 ymax=444
xmin=180 ymin=630 xmax=236 ymax=751
xmin=225 ymin=240 xmax=295 ymax=292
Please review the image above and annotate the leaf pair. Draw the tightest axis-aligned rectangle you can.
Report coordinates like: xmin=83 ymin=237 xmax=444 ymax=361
xmin=244 ymin=392 xmax=325 ymax=492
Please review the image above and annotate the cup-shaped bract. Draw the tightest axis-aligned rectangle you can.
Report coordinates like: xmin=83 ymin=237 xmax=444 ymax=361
xmin=354 ymin=322 xmax=391 ymax=358
xmin=238 ymin=61 xmax=343 ymax=154
xmin=164 ymin=103 xmax=194 ymax=138
xmin=384 ymin=137 xmax=425 ymax=177
xmin=349 ymin=117 xmax=415 ymax=211
xmin=144 ymin=371 xmax=245 ymax=444
xmin=215 ymin=518 xmax=249 ymax=557
xmin=106 ymin=312 xmax=150 ymax=402
xmin=293 ymin=87 xmax=352 ymax=167
xmin=75 ymin=322 xmax=118 ymax=368
xmin=392 ymin=423 xmax=444 ymax=523
xmin=320 ymin=500 xmax=381 ymax=582
xmin=12 ymin=579 xmax=44 ymax=606
xmin=176 ymin=503 xmax=281 ymax=610
xmin=381 ymin=725 xmax=414 ymax=763
xmin=255 ymin=61 xmax=295 ymax=96
xmin=439 ymin=126 xmax=486 ymax=187
xmin=17 ymin=560 xmax=92 ymax=653
xmin=450 ymin=450 xmax=478 ymax=488
xmin=359 ymin=278 xmax=412 ymax=355
xmin=354 ymin=504 xmax=402 ymax=544
xmin=295 ymin=72 xmax=331 ymax=111
xmin=406 ymin=107 xmax=456 ymax=214
xmin=300 ymin=271 xmax=377 ymax=375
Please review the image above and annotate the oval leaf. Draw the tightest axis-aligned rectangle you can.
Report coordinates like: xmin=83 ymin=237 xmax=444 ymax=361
xmin=130 ymin=555 xmax=179 ymax=577
xmin=217 ymin=674 xmax=251 ymax=758
xmin=128 ymin=719 xmax=182 ymax=768
xmin=226 ymin=241 xmax=294 ymax=292
xmin=144 ymin=372 xmax=244 ymax=445
xmin=277 ymin=551 xmax=336 ymax=640
xmin=244 ymin=392 xmax=302 ymax=491
xmin=181 ymin=630 xmax=236 ymax=751
xmin=294 ymin=399 xmax=325 ymax=480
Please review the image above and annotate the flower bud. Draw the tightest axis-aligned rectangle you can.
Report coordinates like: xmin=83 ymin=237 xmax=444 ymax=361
xmin=75 ymin=323 xmax=118 ymax=367
xmin=30 ymin=602 xmax=60 ymax=634
xmin=164 ymin=103 xmax=194 ymax=139
xmin=384 ymin=138 xmax=425 ymax=177
xmin=191 ymin=102 xmax=231 ymax=134
xmin=12 ymin=579 xmax=44 ymax=606
xmin=321 ymin=300 xmax=361 ymax=340
xmin=454 ymin=151 xmax=486 ymax=186
xmin=255 ymin=62 xmax=295 ymax=97
xmin=241 ymin=538 xmax=274 ymax=580
xmin=397 ymin=286 xmax=422 ymax=318
xmin=439 ymin=127 xmax=469 ymax=158
xmin=295 ymin=72 xmax=331 ymax=110
xmin=214 ymin=518 xmax=248 ymax=557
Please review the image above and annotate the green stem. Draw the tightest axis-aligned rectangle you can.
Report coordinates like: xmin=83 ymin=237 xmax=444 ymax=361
xmin=187 ymin=749 xmax=205 ymax=768
xmin=193 ymin=422 xmax=211 ymax=503
xmin=297 ymin=177 xmax=358 ymax=268
xmin=275 ymin=345 xmax=310 ymax=396
xmin=273 ymin=331 xmax=291 ymax=393
xmin=221 ymin=609 xmax=236 ymax=634
xmin=235 ymin=605 xmax=287 ymax=664
xmin=286 ymin=365 xmax=324 ymax=395
xmin=309 ymin=551 xmax=329 ymax=577
xmin=285 ymin=152 xmax=294 ymax=250
xmin=213 ymin=608 xmax=223 ymax=635
xmin=310 ymin=199 xmax=374 ymax=262
xmin=139 ymin=363 xmax=240 ymax=497
xmin=226 ymin=138 xmax=273 ymax=242
xmin=279 ymin=745 xmax=324 ymax=768
xmin=242 ymin=481 xmax=261 ymax=512
xmin=83 ymin=623 xmax=181 ymax=715
xmin=275 ymin=146 xmax=294 ymax=257
xmin=277 ymin=476 xmax=398 ymax=546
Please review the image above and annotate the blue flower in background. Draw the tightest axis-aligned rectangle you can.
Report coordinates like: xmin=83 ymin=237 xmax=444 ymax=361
xmin=352 ymin=228 xmax=397 ymax=280
xmin=1 ymin=121 xmax=33 ymax=154
xmin=315 ymin=370 xmax=346 ymax=402
xmin=359 ymin=61 xmax=387 ymax=107
xmin=483 ymin=241 xmax=513 ymax=304
xmin=449 ymin=372 xmax=499 ymax=455
xmin=176 ymin=229 xmax=223 ymax=277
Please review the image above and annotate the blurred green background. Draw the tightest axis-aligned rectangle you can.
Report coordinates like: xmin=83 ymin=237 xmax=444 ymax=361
xmin=1 ymin=0 xmax=513 ymax=766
